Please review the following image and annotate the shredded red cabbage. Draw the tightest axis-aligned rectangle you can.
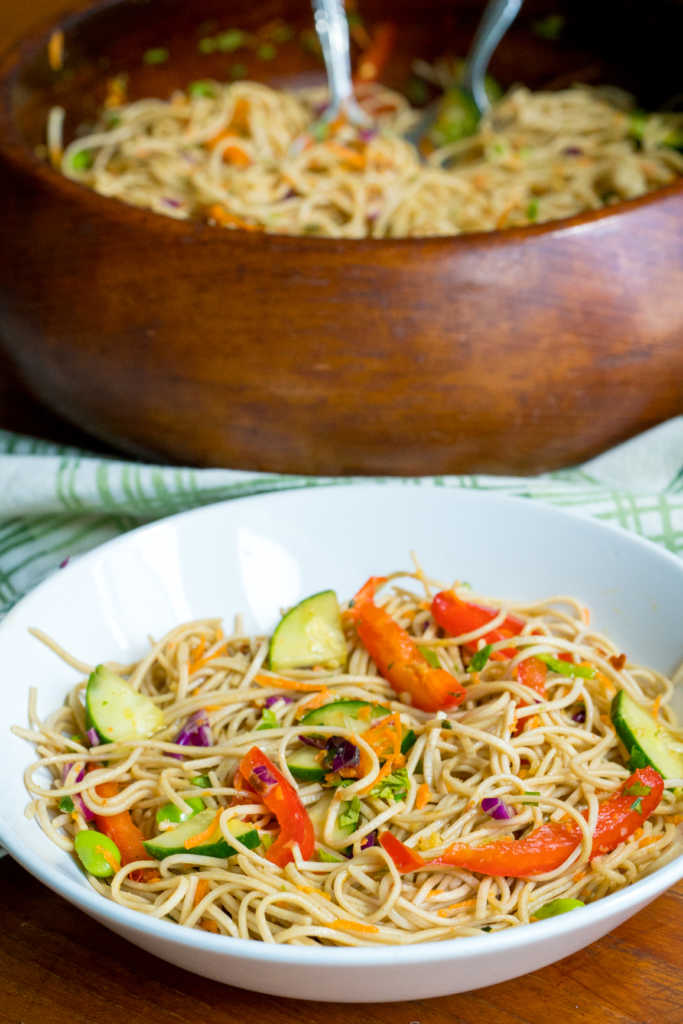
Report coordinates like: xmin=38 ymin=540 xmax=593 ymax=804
xmin=299 ymin=734 xmax=327 ymax=748
xmin=265 ymin=694 xmax=294 ymax=709
xmin=572 ymin=708 xmax=586 ymax=723
xmin=61 ymin=762 xmax=95 ymax=821
xmin=324 ymin=736 xmax=360 ymax=774
xmin=251 ymin=763 xmax=278 ymax=789
xmin=171 ymin=710 xmax=212 ymax=758
xmin=59 ymin=556 xmax=70 ymax=569
xmin=86 ymin=727 xmax=100 ymax=746
xmin=481 ymin=796 xmax=514 ymax=820
xmin=360 ymin=830 xmax=378 ymax=849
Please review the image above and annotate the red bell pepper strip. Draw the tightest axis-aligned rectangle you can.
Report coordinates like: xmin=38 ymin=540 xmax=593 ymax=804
xmin=347 ymin=577 xmax=467 ymax=713
xmin=93 ymin=779 xmax=150 ymax=880
xmin=238 ymin=746 xmax=315 ymax=868
xmin=512 ymin=657 xmax=548 ymax=735
xmin=380 ymin=767 xmax=663 ymax=878
xmin=431 ymin=589 xmax=524 ymax=661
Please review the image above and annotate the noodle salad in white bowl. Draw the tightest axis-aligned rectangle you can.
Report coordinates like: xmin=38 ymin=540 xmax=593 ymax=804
xmin=1 ymin=485 xmax=682 ymax=1002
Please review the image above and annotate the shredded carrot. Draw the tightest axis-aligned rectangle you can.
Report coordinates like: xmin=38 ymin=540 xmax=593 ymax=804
xmin=438 ymin=899 xmax=476 ymax=917
xmin=295 ymin=688 xmax=334 ymax=717
xmin=104 ymin=74 xmax=127 ymax=109
xmin=670 ymin=815 xmax=683 ymax=826
xmin=633 ymin=827 xmax=644 ymax=841
xmin=572 ymin=870 xmax=587 ymax=883
xmin=254 ymin=673 xmax=323 ymax=693
xmin=427 ymin=889 xmax=445 ymax=899
xmin=496 ymin=201 xmax=517 ymax=229
xmin=207 ymin=205 xmax=262 ymax=231
xmin=415 ymin=783 xmax=432 ymax=809
xmin=596 ymin=671 xmax=616 ymax=696
xmin=362 ymin=713 xmax=404 ymax=768
xmin=200 ymin=918 xmax=220 ymax=933
xmin=652 ymin=695 xmax=663 ymax=719
xmin=359 ymin=759 xmax=392 ymax=795
xmin=190 ymin=632 xmax=228 ymax=676
xmin=193 ymin=879 xmax=209 ymax=907
xmin=96 ymin=844 xmax=120 ymax=874
xmin=582 ymin=606 xmax=591 ymax=625
xmin=639 ymin=835 xmax=659 ymax=848
xmin=48 ymin=30 xmax=64 ymax=72
xmin=187 ymin=636 xmax=207 ymax=675
xmin=295 ymin=884 xmax=331 ymax=900
xmin=357 ymin=705 xmax=372 ymax=722
xmin=184 ymin=810 xmax=222 ymax=850
xmin=328 ymin=918 xmax=379 ymax=934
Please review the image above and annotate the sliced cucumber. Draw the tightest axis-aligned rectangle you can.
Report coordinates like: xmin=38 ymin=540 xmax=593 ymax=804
xmin=611 ymin=689 xmax=683 ymax=781
xmin=306 ymin=791 xmax=356 ymax=847
xmin=300 ymin=700 xmax=417 ymax=755
xmin=143 ymin=807 xmax=259 ymax=860
xmin=287 ymin=745 xmax=325 ymax=783
xmin=268 ymin=590 xmax=347 ymax=671
xmin=86 ymin=665 xmax=164 ymax=743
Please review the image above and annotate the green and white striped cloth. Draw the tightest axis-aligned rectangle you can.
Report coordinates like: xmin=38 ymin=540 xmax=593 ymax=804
xmin=1 ymin=418 xmax=682 ymax=620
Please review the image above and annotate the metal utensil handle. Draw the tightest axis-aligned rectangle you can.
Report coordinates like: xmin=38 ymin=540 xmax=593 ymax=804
xmin=312 ymin=0 xmax=355 ymax=115
xmin=463 ymin=0 xmax=523 ymax=113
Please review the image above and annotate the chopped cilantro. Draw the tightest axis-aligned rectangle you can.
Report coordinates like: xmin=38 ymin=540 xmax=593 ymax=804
xmin=339 ymin=795 xmax=361 ymax=832
xmin=441 ymin=721 xmax=453 ymax=730
xmin=143 ymin=47 xmax=169 ymax=65
xmin=370 ymin=767 xmax=409 ymax=803
xmin=624 ymin=780 xmax=651 ymax=797
xmin=418 ymin=645 xmax=441 ymax=669
xmin=256 ymin=707 xmax=278 ymax=730
xmin=536 ymin=654 xmax=595 ymax=678
xmin=59 ymin=796 xmax=75 ymax=813
xmin=469 ymin=643 xmax=492 ymax=673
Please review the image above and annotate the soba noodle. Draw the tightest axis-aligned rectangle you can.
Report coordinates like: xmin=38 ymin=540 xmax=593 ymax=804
xmin=16 ymin=571 xmax=683 ymax=946
xmin=49 ymin=76 xmax=683 ymax=238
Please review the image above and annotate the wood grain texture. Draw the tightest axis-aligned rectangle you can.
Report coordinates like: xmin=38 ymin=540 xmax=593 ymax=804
xmin=0 ymin=0 xmax=681 ymax=475
xmin=0 ymin=857 xmax=681 ymax=1023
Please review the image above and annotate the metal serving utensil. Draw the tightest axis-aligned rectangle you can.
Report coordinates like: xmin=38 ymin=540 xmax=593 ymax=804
xmin=311 ymin=0 xmax=371 ymax=127
xmin=404 ymin=0 xmax=523 ymax=151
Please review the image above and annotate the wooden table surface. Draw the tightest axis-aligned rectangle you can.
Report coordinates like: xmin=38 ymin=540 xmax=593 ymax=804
xmin=2 ymin=3 xmax=682 ymax=1022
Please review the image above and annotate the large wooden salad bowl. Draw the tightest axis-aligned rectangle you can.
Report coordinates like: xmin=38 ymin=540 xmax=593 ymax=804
xmin=0 ymin=0 xmax=681 ymax=474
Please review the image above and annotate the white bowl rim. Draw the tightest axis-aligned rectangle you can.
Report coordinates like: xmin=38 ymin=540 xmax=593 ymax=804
xmin=1 ymin=484 xmax=682 ymax=968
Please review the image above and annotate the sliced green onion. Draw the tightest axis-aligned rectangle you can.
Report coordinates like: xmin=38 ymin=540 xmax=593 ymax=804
xmin=624 ymin=780 xmax=652 ymax=797
xmin=198 ymin=37 xmax=216 ymax=54
xmin=256 ymin=707 xmax=278 ymax=730
xmin=257 ymin=43 xmax=277 ymax=61
xmin=143 ymin=47 xmax=169 ymax=65
xmin=418 ymin=645 xmax=441 ymax=669
xmin=536 ymin=654 xmax=595 ymax=678
xmin=317 ymin=848 xmax=345 ymax=863
xmin=155 ymin=796 xmax=204 ymax=828
xmin=535 ymin=897 xmax=584 ymax=919
xmin=630 ymin=797 xmax=643 ymax=813
xmin=527 ymin=198 xmax=539 ymax=221
xmin=469 ymin=644 xmax=493 ymax=673
xmin=73 ymin=829 xmax=121 ymax=877
xmin=271 ymin=24 xmax=294 ymax=44
xmin=188 ymin=80 xmax=216 ymax=98
xmin=59 ymin=796 xmax=75 ymax=813
xmin=191 ymin=774 xmax=211 ymax=788
xmin=216 ymin=30 xmax=246 ymax=52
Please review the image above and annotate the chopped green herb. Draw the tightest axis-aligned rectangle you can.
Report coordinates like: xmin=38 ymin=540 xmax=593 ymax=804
xmin=338 ymin=795 xmax=361 ymax=833
xmin=406 ymin=76 xmax=429 ymax=106
xmin=441 ymin=721 xmax=453 ymax=730
xmin=216 ymin=29 xmax=246 ymax=53
xmin=481 ymin=925 xmax=492 ymax=932
xmin=317 ymin=848 xmax=345 ymax=863
xmin=71 ymin=149 xmax=94 ymax=171
xmin=532 ymin=14 xmax=565 ymax=41
xmin=418 ymin=645 xmax=441 ymax=669
xmin=143 ymin=47 xmax=169 ymax=65
xmin=628 ymin=110 xmax=647 ymax=142
xmin=624 ymin=780 xmax=651 ymax=797
xmin=270 ymin=24 xmax=294 ymax=44
xmin=370 ymin=767 xmax=409 ymax=803
xmin=257 ymin=43 xmax=277 ymax=61
xmin=188 ymin=80 xmax=216 ymax=98
xmin=191 ymin=774 xmax=211 ymax=788
xmin=198 ymin=37 xmax=216 ymax=54
xmin=59 ymin=796 xmax=75 ymax=813
xmin=256 ymin=707 xmax=279 ymax=730
xmin=469 ymin=644 xmax=493 ymax=673
xmin=527 ymin=198 xmax=539 ymax=221
xmin=536 ymin=654 xmax=596 ymax=679
xmin=630 ymin=797 xmax=643 ymax=813
xmin=104 ymin=114 xmax=120 ymax=128
xmin=229 ymin=62 xmax=247 ymax=80
xmin=311 ymin=120 xmax=330 ymax=142
xmin=535 ymin=897 xmax=584 ymax=919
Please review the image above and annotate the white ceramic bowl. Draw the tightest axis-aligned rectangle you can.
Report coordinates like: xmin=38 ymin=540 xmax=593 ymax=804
xmin=1 ymin=485 xmax=681 ymax=1002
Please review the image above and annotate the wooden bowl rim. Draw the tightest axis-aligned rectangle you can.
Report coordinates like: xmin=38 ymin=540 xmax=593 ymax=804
xmin=1 ymin=0 xmax=681 ymax=251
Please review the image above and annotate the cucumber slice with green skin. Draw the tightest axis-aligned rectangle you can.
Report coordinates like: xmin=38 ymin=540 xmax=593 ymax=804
xmin=306 ymin=791 xmax=356 ymax=847
xmin=143 ymin=808 xmax=259 ymax=860
xmin=300 ymin=700 xmax=417 ymax=755
xmin=86 ymin=665 xmax=165 ymax=743
xmin=611 ymin=689 xmax=683 ymax=781
xmin=287 ymin=746 xmax=325 ymax=783
xmin=155 ymin=797 xmax=205 ymax=828
xmin=268 ymin=590 xmax=347 ymax=671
